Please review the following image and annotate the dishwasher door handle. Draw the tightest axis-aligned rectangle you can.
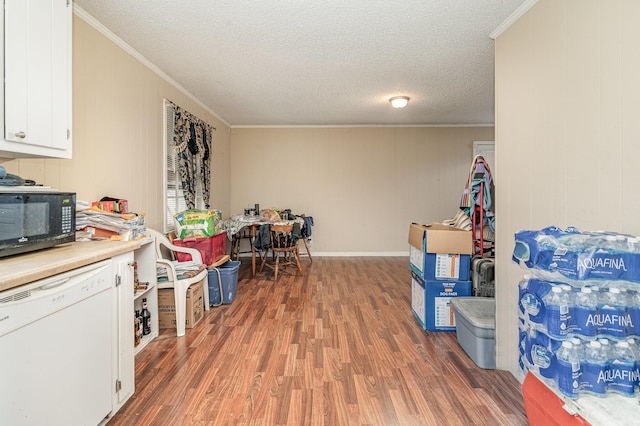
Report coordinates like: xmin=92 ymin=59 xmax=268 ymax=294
xmin=38 ymin=278 xmax=71 ymax=290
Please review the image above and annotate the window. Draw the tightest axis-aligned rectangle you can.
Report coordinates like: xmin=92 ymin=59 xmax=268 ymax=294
xmin=163 ymin=100 xmax=211 ymax=233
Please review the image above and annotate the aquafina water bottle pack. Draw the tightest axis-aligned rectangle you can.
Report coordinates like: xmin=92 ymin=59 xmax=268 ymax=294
xmin=515 ymin=226 xmax=640 ymax=398
xmin=513 ymin=226 xmax=640 ymax=282
xmin=518 ymin=276 xmax=640 ymax=341
xmin=519 ymin=315 xmax=640 ymax=399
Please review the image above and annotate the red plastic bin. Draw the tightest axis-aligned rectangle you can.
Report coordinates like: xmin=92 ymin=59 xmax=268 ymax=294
xmin=522 ymin=373 xmax=589 ymax=426
xmin=173 ymin=231 xmax=227 ymax=266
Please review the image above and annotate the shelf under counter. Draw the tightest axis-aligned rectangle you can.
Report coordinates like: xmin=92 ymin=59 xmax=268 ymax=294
xmin=132 ymin=237 xmax=159 ymax=355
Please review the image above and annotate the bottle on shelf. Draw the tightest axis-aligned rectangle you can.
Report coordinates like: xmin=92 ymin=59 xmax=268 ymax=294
xmin=142 ymin=298 xmax=151 ymax=336
xmin=134 ymin=312 xmax=141 ymax=347
xmin=136 ymin=310 xmax=143 ymax=343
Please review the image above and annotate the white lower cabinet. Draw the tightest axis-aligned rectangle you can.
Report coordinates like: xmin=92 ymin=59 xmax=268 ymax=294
xmin=111 ymin=252 xmax=135 ymax=414
xmin=107 ymin=237 xmax=158 ymax=419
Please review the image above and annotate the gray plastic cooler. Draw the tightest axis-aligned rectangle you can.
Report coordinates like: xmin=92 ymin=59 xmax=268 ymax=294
xmin=451 ymin=297 xmax=496 ymax=369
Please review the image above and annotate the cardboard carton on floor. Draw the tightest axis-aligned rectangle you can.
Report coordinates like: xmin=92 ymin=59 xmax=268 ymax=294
xmin=157 ymin=281 xmax=204 ymax=329
xmin=408 ymin=222 xmax=472 ymax=281
xmin=411 ymin=271 xmax=472 ymax=332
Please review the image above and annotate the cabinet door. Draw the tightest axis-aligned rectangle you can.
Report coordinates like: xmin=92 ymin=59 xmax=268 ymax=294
xmin=112 ymin=253 xmax=135 ymax=411
xmin=1 ymin=0 xmax=72 ymax=158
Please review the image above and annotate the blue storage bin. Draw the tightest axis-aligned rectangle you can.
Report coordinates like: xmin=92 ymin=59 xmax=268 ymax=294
xmin=207 ymin=260 xmax=240 ymax=305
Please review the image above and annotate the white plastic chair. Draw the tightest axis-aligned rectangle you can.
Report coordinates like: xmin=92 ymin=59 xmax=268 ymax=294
xmin=147 ymin=229 xmax=210 ymax=337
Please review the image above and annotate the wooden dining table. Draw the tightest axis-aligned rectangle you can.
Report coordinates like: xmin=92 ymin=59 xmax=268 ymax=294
xmin=223 ymin=215 xmax=304 ymax=277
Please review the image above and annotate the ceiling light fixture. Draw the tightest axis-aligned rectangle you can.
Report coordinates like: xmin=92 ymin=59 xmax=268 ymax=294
xmin=389 ymin=96 xmax=410 ymax=108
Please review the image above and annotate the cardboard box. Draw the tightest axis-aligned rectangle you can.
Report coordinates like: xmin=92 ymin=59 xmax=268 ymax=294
xmin=157 ymin=281 xmax=205 ymax=329
xmin=91 ymin=199 xmax=128 ymax=214
xmin=408 ymin=223 xmax=472 ymax=280
xmin=411 ymin=271 xmax=472 ymax=331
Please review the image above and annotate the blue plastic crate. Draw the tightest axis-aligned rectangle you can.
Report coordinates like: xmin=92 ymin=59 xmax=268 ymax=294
xmin=207 ymin=260 xmax=240 ymax=305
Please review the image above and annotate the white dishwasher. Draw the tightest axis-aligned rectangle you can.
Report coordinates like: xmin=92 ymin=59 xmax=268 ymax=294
xmin=0 ymin=259 xmax=114 ymax=426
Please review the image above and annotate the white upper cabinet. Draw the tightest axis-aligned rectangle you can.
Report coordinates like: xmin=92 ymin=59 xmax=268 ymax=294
xmin=0 ymin=0 xmax=72 ymax=159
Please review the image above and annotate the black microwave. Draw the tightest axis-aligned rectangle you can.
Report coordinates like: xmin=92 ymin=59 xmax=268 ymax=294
xmin=0 ymin=190 xmax=76 ymax=257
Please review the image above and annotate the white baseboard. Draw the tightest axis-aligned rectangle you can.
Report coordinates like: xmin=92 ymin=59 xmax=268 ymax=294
xmin=236 ymin=252 xmax=409 ymax=257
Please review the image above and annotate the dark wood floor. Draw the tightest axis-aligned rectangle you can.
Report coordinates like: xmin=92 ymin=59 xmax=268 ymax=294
xmin=108 ymin=257 xmax=528 ymax=425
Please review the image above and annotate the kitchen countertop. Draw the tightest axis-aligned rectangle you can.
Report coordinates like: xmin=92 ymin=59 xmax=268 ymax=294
xmin=0 ymin=239 xmax=141 ymax=292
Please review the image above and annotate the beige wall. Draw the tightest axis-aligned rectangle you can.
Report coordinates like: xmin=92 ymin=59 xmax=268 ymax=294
xmin=0 ymin=15 xmax=231 ymax=232
xmin=0 ymin=13 xmax=491 ymax=250
xmin=0 ymin=13 xmax=492 ymax=254
xmin=231 ymin=127 xmax=493 ymax=253
xmin=494 ymin=0 xmax=640 ymax=377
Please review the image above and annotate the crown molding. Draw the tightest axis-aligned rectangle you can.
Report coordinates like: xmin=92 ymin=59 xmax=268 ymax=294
xmin=490 ymin=0 xmax=540 ymax=40
xmin=73 ymin=5 xmax=231 ymax=128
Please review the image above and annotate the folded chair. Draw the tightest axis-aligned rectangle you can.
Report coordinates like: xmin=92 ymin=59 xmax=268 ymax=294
xmin=259 ymin=224 xmax=302 ymax=281
xmin=147 ymin=228 xmax=210 ymax=337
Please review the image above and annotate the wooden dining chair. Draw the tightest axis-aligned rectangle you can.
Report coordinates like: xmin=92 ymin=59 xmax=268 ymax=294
xmin=259 ymin=224 xmax=302 ymax=281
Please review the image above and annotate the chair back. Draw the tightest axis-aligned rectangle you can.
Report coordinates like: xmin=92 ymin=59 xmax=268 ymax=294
xmin=269 ymin=225 xmax=297 ymax=252
xmin=146 ymin=228 xmax=204 ymax=264
xmin=146 ymin=228 xmax=210 ymax=337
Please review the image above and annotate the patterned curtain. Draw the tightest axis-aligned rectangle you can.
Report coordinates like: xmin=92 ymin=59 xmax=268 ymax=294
xmin=168 ymin=100 xmax=214 ymax=209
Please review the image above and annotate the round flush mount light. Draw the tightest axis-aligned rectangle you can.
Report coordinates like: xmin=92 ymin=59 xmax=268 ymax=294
xmin=389 ymin=96 xmax=410 ymax=108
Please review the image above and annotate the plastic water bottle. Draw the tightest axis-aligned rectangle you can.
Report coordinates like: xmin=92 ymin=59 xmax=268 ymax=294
xmin=600 ymin=286 xmax=627 ymax=339
xmin=608 ymin=234 xmax=627 ymax=252
xmin=627 ymin=236 xmax=640 ymax=253
xmin=574 ymin=286 xmax=598 ymax=337
xmin=608 ymin=341 xmax=637 ymax=397
xmin=581 ymin=340 xmax=608 ymax=397
xmin=524 ymin=327 xmax=553 ymax=386
xmin=569 ymin=336 xmax=586 ymax=362
xmin=560 ymin=284 xmax=574 ymax=300
xmin=519 ymin=275 xmax=545 ymax=330
xmin=544 ymin=286 xmax=570 ymax=339
xmin=598 ymin=338 xmax=613 ymax=362
xmin=627 ymin=337 xmax=640 ymax=400
xmin=627 ymin=290 xmax=640 ymax=337
xmin=590 ymin=231 xmax=610 ymax=250
xmin=556 ymin=341 xmax=581 ymax=399
xmin=626 ymin=337 xmax=640 ymax=373
xmin=558 ymin=233 xmax=588 ymax=252
xmin=605 ymin=235 xmax=620 ymax=252
xmin=535 ymin=234 xmax=558 ymax=250
xmin=561 ymin=284 xmax=576 ymax=333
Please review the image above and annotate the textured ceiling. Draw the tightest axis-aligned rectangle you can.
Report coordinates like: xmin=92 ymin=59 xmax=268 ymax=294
xmin=73 ymin=1 xmax=526 ymax=127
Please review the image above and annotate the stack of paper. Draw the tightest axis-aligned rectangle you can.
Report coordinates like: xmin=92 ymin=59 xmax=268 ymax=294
xmin=156 ymin=260 xmax=204 ymax=282
xmin=76 ymin=207 xmax=146 ymax=241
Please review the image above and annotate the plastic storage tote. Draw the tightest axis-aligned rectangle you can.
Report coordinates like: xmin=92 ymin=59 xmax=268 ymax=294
xmin=207 ymin=260 xmax=240 ymax=305
xmin=451 ymin=297 xmax=496 ymax=369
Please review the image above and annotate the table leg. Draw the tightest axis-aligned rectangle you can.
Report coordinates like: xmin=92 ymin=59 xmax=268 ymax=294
xmin=250 ymin=225 xmax=257 ymax=277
